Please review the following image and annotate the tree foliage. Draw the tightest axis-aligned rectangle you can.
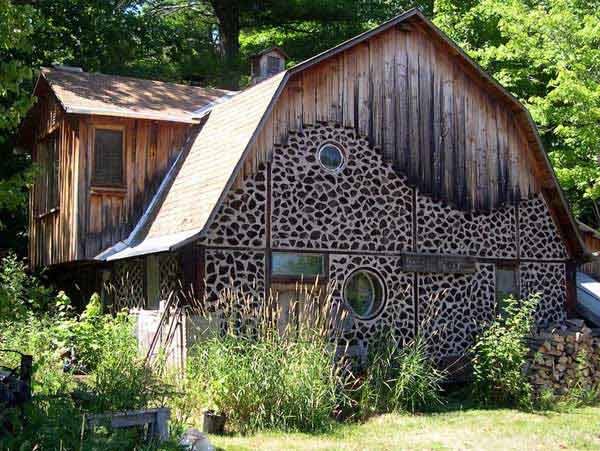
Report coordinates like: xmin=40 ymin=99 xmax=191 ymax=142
xmin=146 ymin=0 xmax=425 ymax=87
xmin=0 ymin=0 xmax=35 ymax=245
xmin=435 ymin=0 xmax=600 ymax=226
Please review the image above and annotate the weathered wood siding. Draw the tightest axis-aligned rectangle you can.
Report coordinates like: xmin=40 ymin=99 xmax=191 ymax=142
xmin=580 ymin=232 xmax=600 ymax=279
xmin=241 ymin=25 xmax=539 ymax=212
xmin=78 ymin=116 xmax=190 ymax=258
xmin=29 ymin=92 xmax=79 ymax=268
xmin=29 ymin=90 xmax=192 ymax=268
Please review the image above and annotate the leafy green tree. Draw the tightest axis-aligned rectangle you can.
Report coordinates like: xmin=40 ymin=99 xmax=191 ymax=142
xmin=30 ymin=0 xmax=175 ymax=79
xmin=0 ymin=0 xmax=36 ymax=252
xmin=435 ymin=0 xmax=600 ymax=226
xmin=147 ymin=0 xmax=430 ymax=87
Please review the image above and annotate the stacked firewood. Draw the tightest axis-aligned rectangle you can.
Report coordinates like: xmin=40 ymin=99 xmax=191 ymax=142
xmin=527 ymin=320 xmax=600 ymax=395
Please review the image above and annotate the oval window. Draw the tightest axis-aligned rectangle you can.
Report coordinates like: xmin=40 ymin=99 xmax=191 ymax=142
xmin=343 ymin=270 xmax=385 ymax=319
xmin=318 ymin=143 xmax=345 ymax=172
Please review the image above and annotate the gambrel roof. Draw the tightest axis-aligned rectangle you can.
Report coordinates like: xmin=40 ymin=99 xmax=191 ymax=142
xmin=98 ymin=8 xmax=588 ymax=262
xmin=38 ymin=67 xmax=235 ymax=123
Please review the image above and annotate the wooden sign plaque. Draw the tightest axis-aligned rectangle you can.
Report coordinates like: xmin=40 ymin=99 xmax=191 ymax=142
xmin=401 ymin=253 xmax=477 ymax=274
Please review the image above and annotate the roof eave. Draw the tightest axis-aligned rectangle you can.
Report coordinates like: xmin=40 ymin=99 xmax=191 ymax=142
xmin=63 ymin=105 xmax=199 ymax=124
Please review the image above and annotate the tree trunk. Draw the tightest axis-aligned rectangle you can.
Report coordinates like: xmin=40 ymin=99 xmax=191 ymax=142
xmin=210 ymin=0 xmax=240 ymax=89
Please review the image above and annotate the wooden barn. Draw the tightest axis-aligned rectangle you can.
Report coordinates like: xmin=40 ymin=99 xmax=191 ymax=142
xmin=19 ymin=9 xmax=590 ymax=360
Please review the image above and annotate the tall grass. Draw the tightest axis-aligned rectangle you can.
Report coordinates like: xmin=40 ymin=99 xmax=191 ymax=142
xmin=183 ymin=280 xmax=350 ymax=433
xmin=179 ymin=280 xmax=448 ymax=432
xmin=352 ymin=334 xmax=446 ymax=419
xmin=347 ymin=289 xmax=449 ymax=419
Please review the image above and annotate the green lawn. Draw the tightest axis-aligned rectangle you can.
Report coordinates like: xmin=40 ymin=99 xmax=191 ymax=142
xmin=209 ymin=406 xmax=600 ymax=450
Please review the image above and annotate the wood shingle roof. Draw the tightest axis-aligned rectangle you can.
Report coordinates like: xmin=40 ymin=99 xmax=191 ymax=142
xmin=98 ymin=72 xmax=286 ymax=260
xmin=40 ymin=67 xmax=235 ymax=123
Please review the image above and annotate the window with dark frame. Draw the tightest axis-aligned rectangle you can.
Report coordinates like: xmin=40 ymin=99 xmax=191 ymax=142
xmin=266 ymin=55 xmax=282 ymax=75
xmin=343 ymin=269 xmax=385 ymax=319
xmin=36 ymin=132 xmax=59 ymax=215
xmin=92 ymin=128 xmax=124 ymax=187
xmin=271 ymin=253 xmax=325 ymax=278
xmin=496 ymin=266 xmax=519 ymax=315
xmin=318 ymin=143 xmax=345 ymax=172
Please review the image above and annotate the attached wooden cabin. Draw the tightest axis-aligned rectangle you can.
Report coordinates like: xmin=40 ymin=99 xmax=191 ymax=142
xmin=21 ymin=10 xmax=591 ymax=359
xmin=20 ymin=67 xmax=232 ymax=268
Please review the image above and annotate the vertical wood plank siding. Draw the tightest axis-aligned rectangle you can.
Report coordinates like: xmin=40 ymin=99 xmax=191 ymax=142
xmin=238 ymin=26 xmax=538 ymax=213
xmin=29 ymin=95 xmax=192 ymax=268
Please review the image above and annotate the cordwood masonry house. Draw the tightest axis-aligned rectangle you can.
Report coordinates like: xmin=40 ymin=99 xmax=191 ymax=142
xmin=19 ymin=9 xmax=589 ymax=360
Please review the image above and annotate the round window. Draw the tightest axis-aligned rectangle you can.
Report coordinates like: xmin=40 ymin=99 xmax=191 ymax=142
xmin=318 ymin=143 xmax=345 ymax=172
xmin=343 ymin=270 xmax=385 ymax=318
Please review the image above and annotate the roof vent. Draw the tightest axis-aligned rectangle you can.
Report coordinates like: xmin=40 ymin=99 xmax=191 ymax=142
xmin=52 ymin=64 xmax=84 ymax=73
xmin=249 ymin=47 xmax=287 ymax=85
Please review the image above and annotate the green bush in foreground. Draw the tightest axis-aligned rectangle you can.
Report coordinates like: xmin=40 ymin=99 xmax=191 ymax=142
xmin=471 ymin=294 xmax=540 ymax=408
xmin=0 ymin=287 xmax=175 ymax=449
xmin=185 ymin=285 xmax=345 ymax=434
xmin=0 ymin=252 xmax=53 ymax=322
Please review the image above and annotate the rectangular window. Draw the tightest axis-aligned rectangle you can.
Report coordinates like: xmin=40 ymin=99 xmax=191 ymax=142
xmin=272 ymin=253 xmax=325 ymax=278
xmin=496 ymin=266 xmax=519 ymax=315
xmin=93 ymin=128 xmax=124 ymax=187
xmin=36 ymin=132 xmax=59 ymax=215
xmin=267 ymin=56 xmax=282 ymax=75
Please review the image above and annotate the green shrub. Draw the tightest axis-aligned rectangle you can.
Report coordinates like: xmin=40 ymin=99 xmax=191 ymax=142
xmin=352 ymin=334 xmax=446 ymax=419
xmin=471 ymin=293 xmax=540 ymax=408
xmin=71 ymin=295 xmax=136 ymax=373
xmin=0 ymin=312 xmax=76 ymax=396
xmin=0 ymin=292 xmax=175 ymax=449
xmin=0 ymin=252 xmax=53 ymax=321
xmin=88 ymin=313 xmax=169 ymax=413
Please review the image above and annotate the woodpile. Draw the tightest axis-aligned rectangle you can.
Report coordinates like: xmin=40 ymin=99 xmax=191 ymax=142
xmin=527 ymin=320 xmax=600 ymax=395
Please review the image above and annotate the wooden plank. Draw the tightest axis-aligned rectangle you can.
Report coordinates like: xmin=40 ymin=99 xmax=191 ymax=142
xmin=418 ymin=32 xmax=433 ymax=195
xmin=302 ymin=68 xmax=316 ymax=126
xmin=406 ymin=30 xmax=420 ymax=184
xmin=432 ymin=59 xmax=442 ymax=201
xmin=382 ymin=30 xmax=396 ymax=162
xmin=402 ymin=253 xmax=477 ymax=274
xmin=315 ymin=62 xmax=329 ymax=123
xmin=440 ymin=55 xmax=455 ymax=204
xmin=342 ymin=51 xmax=356 ymax=129
xmin=356 ymin=42 xmax=370 ymax=137
xmin=394 ymin=28 xmax=409 ymax=173
xmin=330 ymin=55 xmax=342 ymax=124
xmin=369 ymin=34 xmax=383 ymax=148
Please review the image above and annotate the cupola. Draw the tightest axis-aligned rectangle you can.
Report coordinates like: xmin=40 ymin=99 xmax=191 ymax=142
xmin=249 ymin=47 xmax=288 ymax=84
